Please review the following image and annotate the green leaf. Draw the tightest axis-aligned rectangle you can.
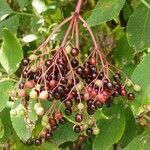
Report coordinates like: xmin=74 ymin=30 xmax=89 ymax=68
xmin=0 ymin=118 xmax=4 ymax=139
xmin=28 ymin=101 xmax=38 ymax=121
xmin=123 ymin=133 xmax=150 ymax=150
xmin=0 ymin=0 xmax=13 ymax=21
xmin=51 ymin=122 xmax=78 ymax=145
xmin=0 ymin=79 xmax=13 ymax=112
xmin=0 ymin=15 xmax=19 ymax=39
xmin=0 ymin=109 xmax=13 ymax=144
xmin=114 ymin=35 xmax=134 ymax=66
xmin=93 ymin=104 xmax=126 ymax=150
xmin=120 ymin=107 xmax=136 ymax=147
xmin=11 ymin=114 xmax=32 ymax=141
xmin=87 ymin=0 xmax=125 ymax=26
xmin=17 ymin=0 xmax=29 ymax=9
xmin=131 ymin=53 xmax=150 ymax=114
xmin=0 ymin=28 xmax=23 ymax=75
xmin=127 ymin=0 xmax=150 ymax=52
xmin=40 ymin=142 xmax=60 ymax=150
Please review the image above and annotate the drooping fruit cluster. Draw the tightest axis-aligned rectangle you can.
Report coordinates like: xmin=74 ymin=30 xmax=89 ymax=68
xmin=8 ymin=0 xmax=141 ymax=146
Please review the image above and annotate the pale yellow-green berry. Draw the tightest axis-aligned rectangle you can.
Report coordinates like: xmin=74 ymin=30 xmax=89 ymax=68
xmin=77 ymin=103 xmax=84 ymax=110
xmin=133 ymin=84 xmax=141 ymax=92
xmin=10 ymin=109 xmax=17 ymax=116
xmin=126 ymin=80 xmax=132 ymax=87
xmin=93 ymin=127 xmax=100 ymax=135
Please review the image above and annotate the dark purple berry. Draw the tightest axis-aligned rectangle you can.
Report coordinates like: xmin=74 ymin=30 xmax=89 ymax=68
xmin=65 ymin=108 xmax=72 ymax=116
xmin=75 ymin=114 xmax=83 ymax=122
xmin=86 ymin=128 xmax=93 ymax=136
xmin=22 ymin=58 xmax=30 ymax=66
xmin=59 ymin=117 xmax=66 ymax=124
xmin=127 ymin=93 xmax=135 ymax=100
xmin=71 ymin=59 xmax=79 ymax=68
xmin=71 ymin=48 xmax=79 ymax=56
xmin=45 ymin=59 xmax=52 ymax=67
xmin=73 ymin=125 xmax=81 ymax=133
xmin=34 ymin=139 xmax=42 ymax=146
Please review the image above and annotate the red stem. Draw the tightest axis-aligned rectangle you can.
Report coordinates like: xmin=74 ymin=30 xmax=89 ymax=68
xmin=75 ymin=0 xmax=83 ymax=13
xmin=78 ymin=15 xmax=106 ymax=72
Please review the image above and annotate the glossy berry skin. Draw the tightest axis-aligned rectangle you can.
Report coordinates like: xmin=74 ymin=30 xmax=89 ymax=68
xmin=75 ymin=114 xmax=83 ymax=122
xmin=105 ymin=82 xmax=113 ymax=90
xmin=87 ymin=107 xmax=95 ymax=115
xmin=45 ymin=59 xmax=52 ymax=67
xmin=76 ymin=66 xmax=83 ymax=75
xmin=65 ymin=108 xmax=72 ymax=116
xmin=59 ymin=117 xmax=66 ymax=124
xmin=73 ymin=125 xmax=81 ymax=133
xmin=64 ymin=100 xmax=73 ymax=108
xmin=34 ymin=139 xmax=42 ymax=146
xmin=71 ymin=59 xmax=79 ymax=68
xmin=49 ymin=80 xmax=57 ymax=89
xmin=19 ymin=82 xmax=25 ymax=89
xmin=113 ymin=73 xmax=121 ymax=82
xmin=71 ymin=48 xmax=79 ymax=56
xmin=22 ymin=58 xmax=30 ymax=66
xmin=95 ymin=100 xmax=102 ymax=108
xmin=86 ymin=128 xmax=93 ymax=136
xmin=54 ymin=112 xmax=62 ymax=120
xmin=45 ymin=132 xmax=52 ymax=141
xmin=127 ymin=93 xmax=135 ymax=100
xmin=88 ymin=58 xmax=96 ymax=66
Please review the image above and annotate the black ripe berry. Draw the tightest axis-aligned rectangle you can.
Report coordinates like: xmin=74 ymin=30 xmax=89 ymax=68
xmin=59 ymin=117 xmax=66 ymax=124
xmin=65 ymin=108 xmax=72 ymax=116
xmin=45 ymin=132 xmax=52 ymax=141
xmin=22 ymin=58 xmax=30 ymax=66
xmin=127 ymin=93 xmax=135 ymax=100
xmin=86 ymin=128 xmax=93 ymax=136
xmin=34 ymin=139 xmax=42 ymax=146
xmin=76 ymin=66 xmax=83 ymax=75
xmin=45 ymin=59 xmax=52 ymax=67
xmin=71 ymin=48 xmax=79 ymax=56
xmin=71 ymin=59 xmax=79 ymax=68
xmin=73 ymin=125 xmax=81 ymax=133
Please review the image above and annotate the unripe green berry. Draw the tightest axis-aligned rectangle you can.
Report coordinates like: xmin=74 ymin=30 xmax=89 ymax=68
xmin=77 ymin=103 xmax=84 ymax=110
xmin=39 ymin=90 xmax=48 ymax=100
xmin=34 ymin=103 xmax=41 ymax=110
xmin=46 ymin=124 xmax=51 ymax=130
xmin=95 ymin=80 xmax=102 ymax=87
xmin=65 ymin=45 xmax=72 ymax=54
xmin=18 ymin=109 xmax=26 ymax=116
xmin=30 ymin=90 xmax=38 ymax=99
xmin=42 ymin=121 xmax=48 ymax=127
xmin=133 ymin=84 xmax=141 ymax=92
xmin=30 ymin=65 xmax=37 ymax=72
xmin=88 ymin=119 xmax=95 ymax=126
xmin=29 ymin=54 xmax=37 ymax=61
xmin=93 ymin=127 xmax=100 ymax=135
xmin=10 ymin=109 xmax=17 ymax=116
xmin=42 ymin=115 xmax=49 ymax=123
xmin=36 ymin=106 xmax=44 ymax=116
xmin=127 ymin=80 xmax=132 ymax=87
xmin=83 ymin=124 xmax=88 ymax=130
xmin=76 ymin=82 xmax=83 ymax=91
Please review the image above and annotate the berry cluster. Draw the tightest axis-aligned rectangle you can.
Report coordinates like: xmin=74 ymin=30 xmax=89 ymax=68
xmin=8 ymin=0 xmax=141 ymax=146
